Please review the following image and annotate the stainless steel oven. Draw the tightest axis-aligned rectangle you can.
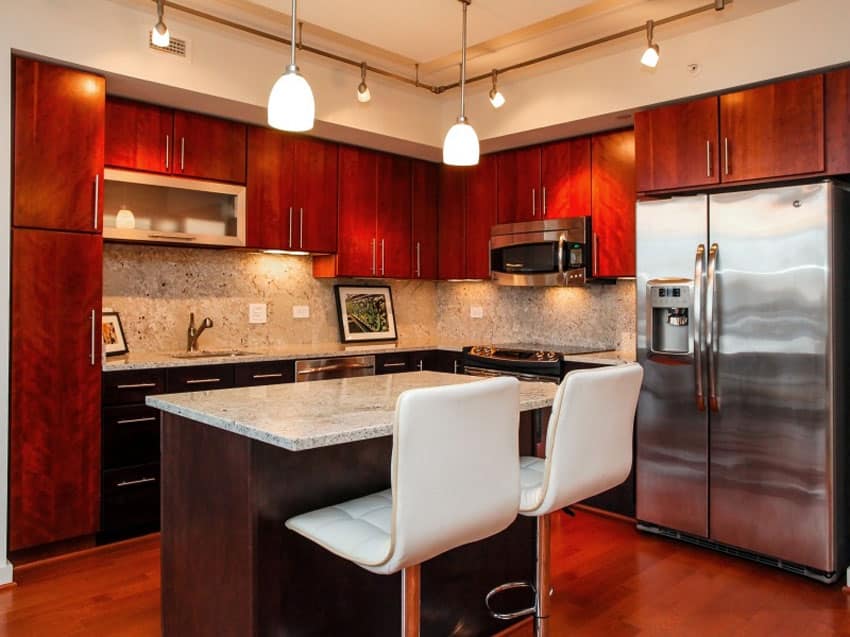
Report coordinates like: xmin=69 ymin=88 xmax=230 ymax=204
xmin=490 ymin=217 xmax=590 ymax=287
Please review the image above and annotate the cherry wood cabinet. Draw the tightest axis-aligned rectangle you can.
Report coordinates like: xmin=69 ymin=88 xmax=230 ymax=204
xmin=826 ymin=68 xmax=850 ymax=175
xmin=720 ymin=75 xmax=824 ymax=183
xmin=247 ymin=127 xmax=338 ymax=252
xmin=496 ymin=146 xmax=540 ymax=223
xmin=377 ymin=154 xmax=412 ymax=278
xmin=172 ymin=110 xmax=247 ymax=183
xmin=411 ymin=161 xmax=439 ymax=279
xmin=635 ymin=97 xmax=720 ymax=192
xmin=10 ymin=229 xmax=103 ymax=551
xmin=591 ymin=130 xmax=636 ymax=278
xmin=540 ymin=137 xmax=592 ymax=219
xmin=105 ymin=98 xmax=172 ymax=174
xmin=13 ymin=57 xmax=105 ymax=233
xmin=437 ymin=166 xmax=467 ymax=280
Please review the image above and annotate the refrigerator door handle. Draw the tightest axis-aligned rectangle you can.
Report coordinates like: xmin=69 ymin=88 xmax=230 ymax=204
xmin=706 ymin=242 xmax=720 ymax=412
xmin=693 ymin=244 xmax=707 ymax=411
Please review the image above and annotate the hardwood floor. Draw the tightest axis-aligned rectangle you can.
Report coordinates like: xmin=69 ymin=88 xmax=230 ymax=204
xmin=0 ymin=512 xmax=847 ymax=636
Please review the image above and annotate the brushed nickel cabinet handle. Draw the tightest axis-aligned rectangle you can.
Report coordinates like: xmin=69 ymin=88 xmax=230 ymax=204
xmin=542 ymin=186 xmax=547 ymax=217
xmin=93 ymin=175 xmax=99 ymax=230
xmin=593 ymin=232 xmax=599 ymax=277
xmin=723 ymin=137 xmax=729 ymax=176
xmin=383 ymin=362 xmax=407 ymax=368
xmin=116 ymin=416 xmax=158 ymax=425
xmin=117 ymin=382 xmax=158 ymax=390
xmin=453 ymin=360 xmax=459 ymax=374
xmin=417 ymin=360 xmax=424 ymax=371
xmin=416 ymin=241 xmax=421 ymax=278
xmin=185 ymin=377 xmax=221 ymax=385
xmin=90 ymin=309 xmax=96 ymax=365
xmin=117 ymin=477 xmax=157 ymax=488
xmin=531 ymin=188 xmax=536 ymax=217
xmin=381 ymin=239 xmax=385 ymax=276
xmin=288 ymin=207 xmax=293 ymax=248
xmin=180 ymin=137 xmax=185 ymax=171
xmin=165 ymin=134 xmax=170 ymax=170
xmin=252 ymin=372 xmax=284 ymax=379
xmin=299 ymin=208 xmax=304 ymax=249
xmin=371 ymin=238 xmax=377 ymax=275
xmin=706 ymin=141 xmax=711 ymax=178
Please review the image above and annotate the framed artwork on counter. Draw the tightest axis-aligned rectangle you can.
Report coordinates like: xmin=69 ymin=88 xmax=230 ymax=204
xmin=334 ymin=285 xmax=398 ymax=343
xmin=102 ymin=311 xmax=129 ymax=356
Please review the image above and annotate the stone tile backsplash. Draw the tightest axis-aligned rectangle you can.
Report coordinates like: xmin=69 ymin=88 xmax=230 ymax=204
xmin=103 ymin=244 xmax=636 ymax=354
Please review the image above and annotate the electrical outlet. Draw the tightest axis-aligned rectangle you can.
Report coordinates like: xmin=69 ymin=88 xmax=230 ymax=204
xmin=248 ymin=303 xmax=267 ymax=324
xmin=293 ymin=305 xmax=310 ymax=319
xmin=470 ymin=305 xmax=484 ymax=319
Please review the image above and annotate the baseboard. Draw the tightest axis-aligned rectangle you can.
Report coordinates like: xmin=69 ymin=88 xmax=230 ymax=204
xmin=492 ymin=616 xmax=532 ymax=636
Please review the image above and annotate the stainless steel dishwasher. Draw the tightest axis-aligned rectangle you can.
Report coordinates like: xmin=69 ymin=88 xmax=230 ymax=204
xmin=294 ymin=355 xmax=376 ymax=382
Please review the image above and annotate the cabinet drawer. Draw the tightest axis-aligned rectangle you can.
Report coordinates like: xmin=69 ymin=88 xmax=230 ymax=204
xmin=375 ymin=353 xmax=411 ymax=375
xmin=166 ymin=365 xmax=234 ymax=393
xmin=103 ymin=369 xmax=166 ymax=406
xmin=234 ymin=360 xmax=295 ymax=386
xmin=102 ymin=405 xmax=160 ymax=470
xmin=101 ymin=463 xmax=160 ymax=534
xmin=408 ymin=350 xmax=438 ymax=372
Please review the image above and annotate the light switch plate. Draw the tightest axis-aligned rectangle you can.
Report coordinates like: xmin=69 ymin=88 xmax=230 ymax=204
xmin=470 ymin=305 xmax=484 ymax=319
xmin=293 ymin=305 xmax=310 ymax=319
xmin=248 ymin=303 xmax=268 ymax=324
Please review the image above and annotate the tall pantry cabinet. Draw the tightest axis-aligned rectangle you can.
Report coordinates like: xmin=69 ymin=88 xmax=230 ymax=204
xmin=10 ymin=57 xmax=104 ymax=551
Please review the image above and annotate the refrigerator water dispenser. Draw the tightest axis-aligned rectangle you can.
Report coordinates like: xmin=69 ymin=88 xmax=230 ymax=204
xmin=647 ymin=280 xmax=692 ymax=355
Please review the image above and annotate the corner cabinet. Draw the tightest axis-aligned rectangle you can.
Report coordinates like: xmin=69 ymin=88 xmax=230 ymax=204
xmin=10 ymin=229 xmax=103 ymax=551
xmin=13 ymin=57 xmax=105 ymax=233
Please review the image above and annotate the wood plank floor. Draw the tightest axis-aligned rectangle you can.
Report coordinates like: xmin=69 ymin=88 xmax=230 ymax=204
xmin=0 ymin=512 xmax=847 ymax=636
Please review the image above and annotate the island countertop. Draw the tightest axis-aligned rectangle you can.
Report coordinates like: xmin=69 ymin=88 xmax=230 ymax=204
xmin=147 ymin=370 xmax=557 ymax=452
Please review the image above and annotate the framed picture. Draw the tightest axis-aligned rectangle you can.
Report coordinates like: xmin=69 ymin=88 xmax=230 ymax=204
xmin=334 ymin=285 xmax=398 ymax=343
xmin=102 ymin=311 xmax=129 ymax=357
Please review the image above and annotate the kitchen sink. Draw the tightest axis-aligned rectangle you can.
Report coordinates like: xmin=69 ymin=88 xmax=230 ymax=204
xmin=170 ymin=350 xmax=258 ymax=359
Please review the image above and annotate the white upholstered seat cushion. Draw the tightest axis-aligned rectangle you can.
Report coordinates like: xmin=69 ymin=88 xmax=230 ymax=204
xmin=519 ymin=456 xmax=545 ymax=512
xmin=286 ymin=489 xmax=393 ymax=568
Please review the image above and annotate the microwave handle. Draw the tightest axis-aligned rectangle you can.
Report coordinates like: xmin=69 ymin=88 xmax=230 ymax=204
xmin=557 ymin=234 xmax=566 ymax=283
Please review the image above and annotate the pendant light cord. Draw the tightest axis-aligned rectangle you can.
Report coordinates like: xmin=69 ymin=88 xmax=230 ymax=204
xmin=459 ymin=0 xmax=469 ymax=120
xmin=289 ymin=0 xmax=297 ymax=68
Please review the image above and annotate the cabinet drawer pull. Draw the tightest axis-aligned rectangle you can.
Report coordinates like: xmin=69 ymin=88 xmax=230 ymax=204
xmin=185 ymin=378 xmax=222 ymax=385
xmin=116 ymin=416 xmax=158 ymax=425
xmin=382 ymin=362 xmax=407 ymax=368
xmin=453 ymin=360 xmax=459 ymax=374
xmin=117 ymin=382 xmax=158 ymax=390
xmin=252 ymin=372 xmax=284 ymax=379
xmin=116 ymin=477 xmax=157 ymax=488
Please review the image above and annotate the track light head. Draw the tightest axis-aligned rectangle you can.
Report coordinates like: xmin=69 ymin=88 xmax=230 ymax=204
xmin=152 ymin=0 xmax=170 ymax=47
xmin=488 ymin=70 xmax=505 ymax=108
xmin=641 ymin=20 xmax=660 ymax=68
xmin=357 ymin=62 xmax=371 ymax=103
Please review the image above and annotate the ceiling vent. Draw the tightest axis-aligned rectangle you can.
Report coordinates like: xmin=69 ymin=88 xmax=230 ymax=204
xmin=148 ymin=31 xmax=187 ymax=57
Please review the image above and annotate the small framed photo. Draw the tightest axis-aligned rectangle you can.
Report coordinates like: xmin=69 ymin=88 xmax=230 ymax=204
xmin=102 ymin=311 xmax=129 ymax=357
xmin=334 ymin=285 xmax=398 ymax=343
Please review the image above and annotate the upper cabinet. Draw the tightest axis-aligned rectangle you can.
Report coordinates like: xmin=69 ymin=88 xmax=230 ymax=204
xmin=497 ymin=146 xmax=540 ymax=223
xmin=720 ymin=75 xmax=823 ymax=183
xmin=313 ymin=146 xmax=410 ymax=278
xmin=826 ymin=68 xmax=850 ymax=175
xmin=635 ymin=97 xmax=720 ymax=192
xmin=411 ymin=161 xmax=439 ymax=280
xmin=13 ymin=57 xmax=105 ymax=233
xmin=247 ymin=127 xmax=338 ymax=253
xmin=437 ymin=166 xmax=466 ymax=280
xmin=591 ymin=130 xmax=636 ymax=279
xmin=106 ymin=97 xmax=247 ymax=184
xmin=636 ymin=74 xmax=825 ymax=192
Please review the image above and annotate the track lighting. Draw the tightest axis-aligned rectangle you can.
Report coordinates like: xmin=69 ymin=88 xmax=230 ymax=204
xmin=268 ymin=0 xmax=315 ymax=132
xmin=152 ymin=0 xmax=170 ymax=48
xmin=357 ymin=62 xmax=371 ymax=103
xmin=443 ymin=0 xmax=479 ymax=167
xmin=640 ymin=20 xmax=660 ymax=68
xmin=488 ymin=70 xmax=505 ymax=109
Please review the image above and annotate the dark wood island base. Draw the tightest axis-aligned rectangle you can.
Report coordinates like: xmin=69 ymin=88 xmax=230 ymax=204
xmin=161 ymin=413 xmax=539 ymax=636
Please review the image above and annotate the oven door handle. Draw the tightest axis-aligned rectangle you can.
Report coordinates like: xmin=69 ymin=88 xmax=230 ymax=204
xmin=464 ymin=364 xmax=559 ymax=384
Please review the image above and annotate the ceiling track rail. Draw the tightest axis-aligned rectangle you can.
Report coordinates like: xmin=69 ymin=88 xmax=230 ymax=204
xmin=159 ymin=0 xmax=730 ymax=95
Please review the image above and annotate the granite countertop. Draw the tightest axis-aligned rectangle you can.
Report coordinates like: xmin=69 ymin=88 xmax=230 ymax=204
xmin=147 ymin=371 xmax=557 ymax=452
xmin=104 ymin=339 xmax=465 ymax=371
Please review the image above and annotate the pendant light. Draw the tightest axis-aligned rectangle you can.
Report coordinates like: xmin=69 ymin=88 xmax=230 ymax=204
xmin=151 ymin=0 xmax=170 ymax=48
xmin=442 ymin=0 xmax=479 ymax=166
xmin=640 ymin=20 xmax=660 ymax=68
xmin=488 ymin=69 xmax=505 ymax=109
xmin=357 ymin=62 xmax=371 ymax=103
xmin=268 ymin=0 xmax=315 ymax=132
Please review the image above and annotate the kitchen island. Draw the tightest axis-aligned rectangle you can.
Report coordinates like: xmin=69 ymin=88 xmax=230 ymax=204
xmin=148 ymin=371 xmax=557 ymax=637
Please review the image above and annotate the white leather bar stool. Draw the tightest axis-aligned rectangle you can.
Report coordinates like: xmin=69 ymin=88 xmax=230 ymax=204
xmin=285 ymin=376 xmax=522 ymax=637
xmin=487 ymin=363 xmax=643 ymax=637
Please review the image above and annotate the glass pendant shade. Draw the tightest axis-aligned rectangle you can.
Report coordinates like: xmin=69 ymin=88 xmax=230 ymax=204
xmin=268 ymin=66 xmax=315 ymax=132
xmin=152 ymin=21 xmax=170 ymax=47
xmin=442 ymin=118 xmax=480 ymax=166
xmin=641 ymin=43 xmax=660 ymax=68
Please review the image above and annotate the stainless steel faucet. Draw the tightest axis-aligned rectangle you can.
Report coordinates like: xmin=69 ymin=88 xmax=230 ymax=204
xmin=187 ymin=312 xmax=214 ymax=351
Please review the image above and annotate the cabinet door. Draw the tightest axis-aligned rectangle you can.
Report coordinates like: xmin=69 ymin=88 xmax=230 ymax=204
xmin=720 ymin=75 xmax=824 ymax=182
xmin=293 ymin=136 xmax=339 ymax=253
xmin=634 ymin=97 xmax=720 ymax=192
xmin=466 ymin=155 xmax=498 ymax=279
xmin=105 ymin=97 xmax=173 ymax=174
xmin=13 ymin=57 xmax=105 ymax=233
xmin=337 ymin=146 xmax=378 ymax=276
xmin=173 ymin=110 xmax=247 ymax=183
xmin=438 ymin=166 xmax=466 ymax=280
xmin=540 ymin=137 xmax=591 ymax=218
xmin=377 ymin=154 xmax=412 ymax=278
xmin=411 ymin=161 xmax=439 ymax=280
xmin=826 ymin=68 xmax=850 ymax=175
xmin=246 ymin=126 xmax=294 ymax=249
xmin=591 ymin=130 xmax=636 ymax=278
xmin=496 ymin=147 xmax=540 ymax=223
xmin=11 ymin=229 xmax=102 ymax=551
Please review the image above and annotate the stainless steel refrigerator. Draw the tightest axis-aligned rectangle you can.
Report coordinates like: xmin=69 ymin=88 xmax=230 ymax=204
xmin=635 ymin=181 xmax=849 ymax=582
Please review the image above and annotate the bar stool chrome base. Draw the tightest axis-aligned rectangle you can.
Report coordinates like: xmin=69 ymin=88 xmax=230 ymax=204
xmin=402 ymin=564 xmax=421 ymax=637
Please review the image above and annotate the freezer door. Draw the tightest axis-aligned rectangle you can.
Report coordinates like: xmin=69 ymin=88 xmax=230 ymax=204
xmin=708 ymin=184 xmax=834 ymax=571
xmin=636 ymin=195 xmax=709 ymax=537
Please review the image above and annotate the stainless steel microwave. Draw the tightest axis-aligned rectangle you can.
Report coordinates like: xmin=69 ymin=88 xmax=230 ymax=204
xmin=490 ymin=217 xmax=590 ymax=286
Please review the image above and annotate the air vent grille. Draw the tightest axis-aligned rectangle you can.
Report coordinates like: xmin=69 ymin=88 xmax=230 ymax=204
xmin=148 ymin=32 xmax=187 ymax=57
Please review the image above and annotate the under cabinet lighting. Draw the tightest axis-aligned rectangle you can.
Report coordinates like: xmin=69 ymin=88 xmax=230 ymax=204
xmin=262 ymin=249 xmax=310 ymax=256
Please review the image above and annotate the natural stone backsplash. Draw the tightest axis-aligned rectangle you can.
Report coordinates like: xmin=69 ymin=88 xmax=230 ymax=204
xmin=103 ymin=243 xmax=636 ymax=354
